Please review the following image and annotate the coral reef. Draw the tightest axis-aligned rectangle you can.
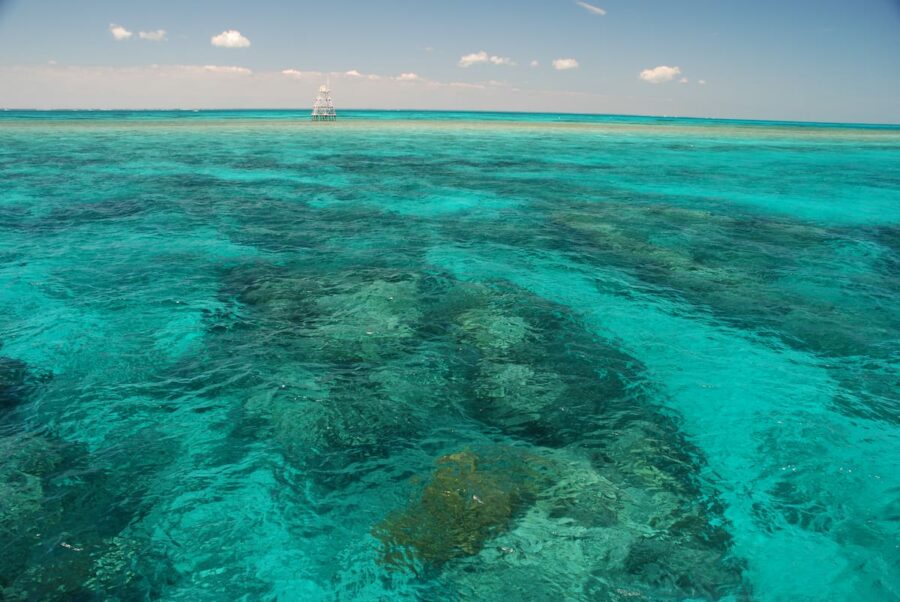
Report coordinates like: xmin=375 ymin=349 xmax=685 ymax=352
xmin=556 ymin=201 xmax=897 ymax=362
xmin=313 ymin=278 xmax=422 ymax=362
xmin=218 ymin=266 xmax=436 ymax=468
xmin=0 ymin=357 xmax=28 ymax=408
xmin=0 ymin=356 xmax=47 ymax=409
xmin=0 ymin=429 xmax=170 ymax=601
xmin=373 ymin=447 xmax=552 ymax=572
xmin=0 ymin=432 xmax=65 ymax=598
xmin=240 ymin=363 xmax=426 ymax=487
xmin=474 ymin=362 xmax=565 ymax=423
xmin=434 ymin=452 xmax=746 ymax=600
xmin=217 ymin=263 xmax=748 ymax=596
xmin=448 ymin=287 xmax=637 ymax=448
xmin=0 ymin=433 xmax=61 ymax=535
xmin=456 ymin=308 xmax=533 ymax=353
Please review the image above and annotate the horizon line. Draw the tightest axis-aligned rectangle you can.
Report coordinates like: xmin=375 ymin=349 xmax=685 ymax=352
xmin=2 ymin=107 xmax=899 ymax=128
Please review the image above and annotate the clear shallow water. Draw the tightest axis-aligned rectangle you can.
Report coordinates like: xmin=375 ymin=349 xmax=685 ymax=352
xmin=1 ymin=111 xmax=898 ymax=601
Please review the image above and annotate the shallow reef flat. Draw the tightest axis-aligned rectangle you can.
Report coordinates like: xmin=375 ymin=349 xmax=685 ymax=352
xmin=4 ymin=111 xmax=900 ymax=144
xmin=0 ymin=112 xmax=898 ymax=600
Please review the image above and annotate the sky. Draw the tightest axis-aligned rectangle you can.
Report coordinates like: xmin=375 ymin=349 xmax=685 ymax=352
xmin=1 ymin=0 xmax=899 ymax=123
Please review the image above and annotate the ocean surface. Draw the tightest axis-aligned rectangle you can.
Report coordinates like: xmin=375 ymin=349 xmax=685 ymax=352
xmin=1 ymin=110 xmax=898 ymax=601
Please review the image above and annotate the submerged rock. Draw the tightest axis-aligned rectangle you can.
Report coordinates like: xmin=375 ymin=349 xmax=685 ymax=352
xmin=373 ymin=447 xmax=552 ymax=572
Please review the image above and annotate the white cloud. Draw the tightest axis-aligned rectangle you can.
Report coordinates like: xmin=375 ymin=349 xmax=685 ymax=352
xmin=679 ymin=77 xmax=689 ymax=84
xmin=211 ymin=30 xmax=251 ymax=48
xmin=639 ymin=65 xmax=682 ymax=84
xmin=10 ymin=59 xmax=718 ymax=117
xmin=394 ymin=72 xmax=421 ymax=81
xmin=576 ymin=1 xmax=606 ymax=16
xmin=459 ymin=51 xmax=488 ymax=67
xmin=698 ymin=79 xmax=707 ymax=85
xmin=449 ymin=82 xmax=486 ymax=90
xmin=202 ymin=65 xmax=252 ymax=75
xmin=139 ymin=30 xmax=167 ymax=42
xmin=282 ymin=68 xmax=383 ymax=81
xmin=109 ymin=24 xmax=133 ymax=41
xmin=530 ymin=60 xmax=539 ymax=68
xmin=0 ymin=63 xmax=629 ymax=112
xmin=346 ymin=69 xmax=382 ymax=80
xmin=458 ymin=50 xmax=515 ymax=68
xmin=552 ymin=58 xmax=579 ymax=70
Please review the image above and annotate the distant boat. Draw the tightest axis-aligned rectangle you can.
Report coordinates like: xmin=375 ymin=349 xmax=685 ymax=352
xmin=311 ymin=83 xmax=336 ymax=121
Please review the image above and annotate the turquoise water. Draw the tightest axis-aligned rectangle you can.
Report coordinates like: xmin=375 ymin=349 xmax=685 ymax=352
xmin=1 ymin=111 xmax=898 ymax=601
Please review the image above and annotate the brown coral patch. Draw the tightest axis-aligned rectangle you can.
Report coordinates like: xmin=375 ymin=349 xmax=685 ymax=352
xmin=373 ymin=448 xmax=551 ymax=572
